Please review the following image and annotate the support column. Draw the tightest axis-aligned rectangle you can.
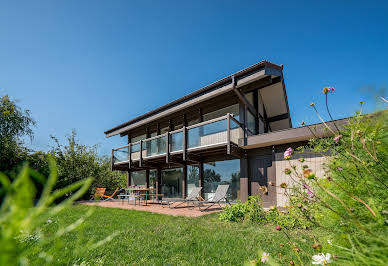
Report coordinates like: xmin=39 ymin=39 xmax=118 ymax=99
xmin=199 ymin=163 xmax=204 ymax=199
xmin=182 ymin=163 xmax=187 ymax=199
xmin=240 ymin=155 xmax=249 ymax=202
xmin=156 ymin=168 xmax=162 ymax=195
xmin=126 ymin=171 xmax=131 ymax=187
xmin=146 ymin=170 xmax=150 ymax=188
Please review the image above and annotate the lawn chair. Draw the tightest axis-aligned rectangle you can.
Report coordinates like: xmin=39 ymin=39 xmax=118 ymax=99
xmin=162 ymin=187 xmax=203 ymax=209
xmin=102 ymin=187 xmax=119 ymax=201
xmin=90 ymin=188 xmax=106 ymax=200
xmin=196 ymin=184 xmax=231 ymax=212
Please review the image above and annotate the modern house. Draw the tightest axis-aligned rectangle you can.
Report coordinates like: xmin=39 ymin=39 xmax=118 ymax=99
xmin=105 ymin=60 xmax=337 ymax=207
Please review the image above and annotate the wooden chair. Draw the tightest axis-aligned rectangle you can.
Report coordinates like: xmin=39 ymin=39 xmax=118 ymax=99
xmin=90 ymin=188 xmax=106 ymax=200
xmin=90 ymin=188 xmax=119 ymax=201
xmin=102 ymin=188 xmax=119 ymax=201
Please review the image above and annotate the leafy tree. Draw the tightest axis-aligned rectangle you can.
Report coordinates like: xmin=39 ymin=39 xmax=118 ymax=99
xmin=0 ymin=95 xmax=35 ymax=174
xmin=49 ymin=130 xmax=125 ymax=199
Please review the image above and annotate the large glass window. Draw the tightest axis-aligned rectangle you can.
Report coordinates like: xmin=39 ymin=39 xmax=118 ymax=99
xmin=203 ymin=160 xmax=240 ymax=201
xmin=131 ymin=134 xmax=146 ymax=143
xmin=149 ymin=170 xmax=157 ymax=188
xmin=187 ymin=165 xmax=200 ymax=196
xmin=203 ymin=104 xmax=239 ymax=122
xmin=247 ymin=110 xmax=256 ymax=135
xmin=161 ymin=168 xmax=183 ymax=198
xmin=131 ymin=170 xmax=146 ymax=186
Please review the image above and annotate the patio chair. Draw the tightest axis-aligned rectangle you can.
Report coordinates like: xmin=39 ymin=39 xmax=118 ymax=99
xmin=163 ymin=187 xmax=203 ymax=209
xmin=102 ymin=187 xmax=119 ymax=201
xmin=196 ymin=184 xmax=231 ymax=212
xmin=90 ymin=187 xmax=119 ymax=201
xmin=90 ymin=188 xmax=106 ymax=200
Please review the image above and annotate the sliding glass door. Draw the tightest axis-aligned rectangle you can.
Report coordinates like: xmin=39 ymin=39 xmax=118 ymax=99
xmin=161 ymin=168 xmax=183 ymax=198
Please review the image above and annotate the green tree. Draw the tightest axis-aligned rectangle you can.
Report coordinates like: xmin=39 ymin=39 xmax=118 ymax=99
xmin=49 ymin=130 xmax=125 ymax=199
xmin=0 ymin=95 xmax=35 ymax=174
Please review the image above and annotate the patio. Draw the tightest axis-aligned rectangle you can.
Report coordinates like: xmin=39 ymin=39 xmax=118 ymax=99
xmin=81 ymin=200 xmax=225 ymax=217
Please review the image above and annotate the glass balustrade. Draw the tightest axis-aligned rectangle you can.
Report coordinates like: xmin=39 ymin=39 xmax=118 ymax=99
xmin=230 ymin=119 xmax=243 ymax=145
xmin=187 ymin=118 xmax=228 ymax=149
xmin=113 ymin=114 xmax=244 ymax=164
xmin=113 ymin=146 xmax=129 ymax=163
xmin=143 ymin=134 xmax=167 ymax=158
xmin=131 ymin=143 xmax=141 ymax=161
xmin=171 ymin=131 xmax=183 ymax=152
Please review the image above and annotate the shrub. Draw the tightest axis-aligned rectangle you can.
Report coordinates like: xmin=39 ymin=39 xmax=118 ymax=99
xmin=219 ymin=201 xmax=248 ymax=222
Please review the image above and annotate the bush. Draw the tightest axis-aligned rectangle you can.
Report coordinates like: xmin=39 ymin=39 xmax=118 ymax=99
xmin=219 ymin=195 xmax=309 ymax=229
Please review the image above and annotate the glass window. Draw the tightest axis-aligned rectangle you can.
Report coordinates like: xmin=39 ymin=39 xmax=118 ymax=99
xmin=131 ymin=170 xmax=146 ymax=186
xmin=131 ymin=134 xmax=146 ymax=143
xmin=187 ymin=165 xmax=200 ymax=195
xmin=149 ymin=170 xmax=157 ymax=188
xmin=161 ymin=168 xmax=183 ymax=198
xmin=258 ymin=91 xmax=264 ymax=117
xmin=188 ymin=118 xmax=200 ymax=126
xmin=245 ymin=91 xmax=254 ymax=106
xmin=203 ymin=160 xmax=240 ymax=201
xmin=203 ymin=104 xmax=240 ymax=122
xmin=160 ymin=126 xmax=169 ymax=134
xmin=247 ymin=110 xmax=256 ymax=135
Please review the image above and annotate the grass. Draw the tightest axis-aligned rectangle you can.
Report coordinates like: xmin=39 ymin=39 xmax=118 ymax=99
xmin=25 ymin=205 xmax=323 ymax=265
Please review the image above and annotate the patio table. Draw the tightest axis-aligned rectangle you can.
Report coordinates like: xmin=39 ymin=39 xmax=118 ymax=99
xmin=125 ymin=188 xmax=158 ymax=206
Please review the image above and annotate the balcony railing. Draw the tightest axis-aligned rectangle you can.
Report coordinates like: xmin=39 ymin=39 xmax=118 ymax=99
xmin=112 ymin=113 xmax=244 ymax=166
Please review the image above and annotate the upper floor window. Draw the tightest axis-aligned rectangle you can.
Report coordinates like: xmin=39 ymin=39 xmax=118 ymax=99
xmin=203 ymin=104 xmax=240 ymax=122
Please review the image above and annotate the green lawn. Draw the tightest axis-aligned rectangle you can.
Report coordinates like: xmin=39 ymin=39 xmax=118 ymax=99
xmin=26 ymin=205 xmax=322 ymax=265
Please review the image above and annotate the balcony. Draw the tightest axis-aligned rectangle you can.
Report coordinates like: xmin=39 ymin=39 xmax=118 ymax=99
xmin=111 ymin=113 xmax=245 ymax=170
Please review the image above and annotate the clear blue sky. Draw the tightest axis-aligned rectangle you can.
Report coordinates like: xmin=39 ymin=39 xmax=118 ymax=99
xmin=1 ymin=0 xmax=387 ymax=156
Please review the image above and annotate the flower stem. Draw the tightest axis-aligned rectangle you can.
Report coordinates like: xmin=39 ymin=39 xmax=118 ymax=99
xmin=325 ymin=94 xmax=340 ymax=133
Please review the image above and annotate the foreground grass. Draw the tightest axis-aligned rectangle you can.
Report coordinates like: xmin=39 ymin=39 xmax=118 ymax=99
xmin=26 ymin=205 xmax=323 ymax=265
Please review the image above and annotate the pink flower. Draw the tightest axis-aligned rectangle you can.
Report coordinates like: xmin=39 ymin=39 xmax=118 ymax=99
xmin=303 ymin=183 xmax=315 ymax=198
xmin=276 ymin=225 xmax=282 ymax=231
xmin=261 ymin=252 xmax=269 ymax=263
xmin=284 ymin=147 xmax=293 ymax=160
xmin=333 ymin=135 xmax=342 ymax=143
xmin=323 ymin=86 xmax=335 ymax=94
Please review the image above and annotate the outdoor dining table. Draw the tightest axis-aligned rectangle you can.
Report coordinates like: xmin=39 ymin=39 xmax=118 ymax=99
xmin=118 ymin=187 xmax=160 ymax=206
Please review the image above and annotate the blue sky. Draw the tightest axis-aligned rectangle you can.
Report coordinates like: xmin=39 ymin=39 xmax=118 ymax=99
xmin=1 ymin=0 xmax=387 ymax=156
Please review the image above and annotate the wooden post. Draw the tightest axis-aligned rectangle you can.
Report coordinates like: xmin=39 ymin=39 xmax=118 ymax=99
xmin=240 ymin=155 xmax=249 ymax=202
xmin=199 ymin=163 xmax=204 ymax=199
xmin=128 ymin=143 xmax=132 ymax=170
xmin=166 ymin=132 xmax=170 ymax=163
xmin=227 ymin=113 xmax=231 ymax=154
xmin=182 ymin=163 xmax=187 ymax=199
xmin=182 ymin=126 xmax=187 ymax=161
xmin=146 ymin=169 xmax=150 ymax=189
xmin=139 ymin=140 xmax=143 ymax=167
xmin=157 ymin=168 xmax=162 ymax=195
xmin=127 ymin=171 xmax=131 ymax=187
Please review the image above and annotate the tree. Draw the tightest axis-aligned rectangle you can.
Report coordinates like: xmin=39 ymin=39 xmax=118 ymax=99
xmin=0 ymin=95 xmax=35 ymax=174
xmin=49 ymin=130 xmax=125 ymax=199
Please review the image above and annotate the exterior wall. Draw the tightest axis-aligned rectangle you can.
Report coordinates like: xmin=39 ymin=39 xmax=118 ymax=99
xmin=274 ymin=151 xmax=327 ymax=207
xmin=246 ymin=142 xmax=328 ymax=207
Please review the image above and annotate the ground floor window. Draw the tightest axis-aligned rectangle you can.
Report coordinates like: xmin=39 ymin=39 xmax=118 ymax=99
xmin=187 ymin=164 xmax=200 ymax=196
xmin=131 ymin=170 xmax=146 ymax=186
xmin=149 ymin=170 xmax=157 ymax=188
xmin=161 ymin=168 xmax=183 ymax=198
xmin=203 ymin=159 xmax=240 ymax=201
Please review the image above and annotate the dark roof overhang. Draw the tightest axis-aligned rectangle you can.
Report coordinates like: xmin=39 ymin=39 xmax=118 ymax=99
xmin=241 ymin=118 xmax=349 ymax=149
xmin=105 ymin=60 xmax=288 ymax=138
